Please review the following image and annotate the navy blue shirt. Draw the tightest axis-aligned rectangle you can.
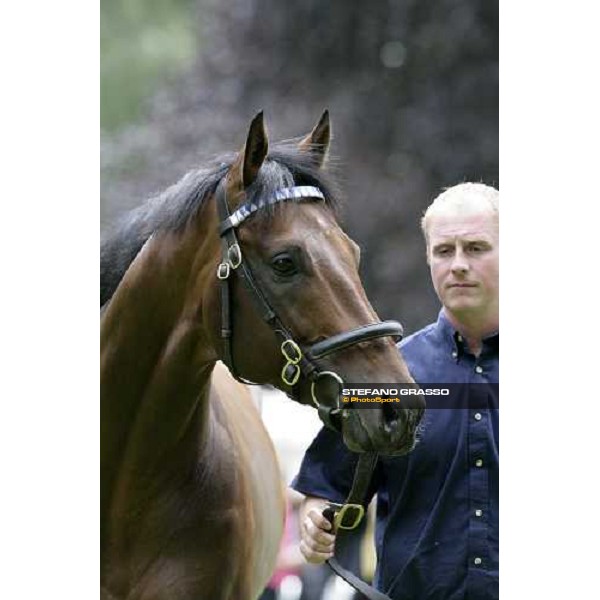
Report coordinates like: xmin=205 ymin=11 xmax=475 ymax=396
xmin=292 ymin=310 xmax=499 ymax=600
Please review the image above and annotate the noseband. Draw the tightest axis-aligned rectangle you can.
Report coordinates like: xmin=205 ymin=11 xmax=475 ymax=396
xmin=215 ymin=180 xmax=403 ymax=430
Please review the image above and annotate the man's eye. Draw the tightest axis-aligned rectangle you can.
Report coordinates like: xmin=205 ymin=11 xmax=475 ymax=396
xmin=270 ymin=254 xmax=298 ymax=276
xmin=436 ymin=247 xmax=452 ymax=256
xmin=468 ymin=244 xmax=486 ymax=253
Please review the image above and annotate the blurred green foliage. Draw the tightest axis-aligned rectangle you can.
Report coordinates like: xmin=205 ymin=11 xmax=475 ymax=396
xmin=101 ymin=0 xmax=197 ymax=131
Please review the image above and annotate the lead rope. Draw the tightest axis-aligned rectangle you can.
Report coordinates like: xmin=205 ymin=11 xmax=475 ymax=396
xmin=321 ymin=452 xmax=395 ymax=600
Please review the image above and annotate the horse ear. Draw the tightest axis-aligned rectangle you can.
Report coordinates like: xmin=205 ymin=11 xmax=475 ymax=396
xmin=241 ymin=111 xmax=269 ymax=188
xmin=298 ymin=110 xmax=331 ymax=168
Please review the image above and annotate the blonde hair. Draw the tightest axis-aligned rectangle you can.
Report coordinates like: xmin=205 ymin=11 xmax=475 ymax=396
xmin=421 ymin=182 xmax=499 ymax=244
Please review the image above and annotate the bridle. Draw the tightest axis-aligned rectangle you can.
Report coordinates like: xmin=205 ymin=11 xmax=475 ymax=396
xmin=217 ymin=177 xmax=402 ymax=599
xmin=215 ymin=179 xmax=404 ymax=430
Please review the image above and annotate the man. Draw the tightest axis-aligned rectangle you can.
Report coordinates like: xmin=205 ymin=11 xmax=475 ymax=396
xmin=292 ymin=182 xmax=499 ymax=600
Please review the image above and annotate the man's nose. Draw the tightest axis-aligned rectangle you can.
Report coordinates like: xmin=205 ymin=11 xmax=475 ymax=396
xmin=451 ymin=249 xmax=469 ymax=274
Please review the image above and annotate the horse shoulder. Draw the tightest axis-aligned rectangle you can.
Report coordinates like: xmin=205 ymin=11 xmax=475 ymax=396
xmin=210 ymin=362 xmax=285 ymax=597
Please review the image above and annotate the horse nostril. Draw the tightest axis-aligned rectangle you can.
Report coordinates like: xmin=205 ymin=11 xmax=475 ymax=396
xmin=382 ymin=403 xmax=401 ymax=429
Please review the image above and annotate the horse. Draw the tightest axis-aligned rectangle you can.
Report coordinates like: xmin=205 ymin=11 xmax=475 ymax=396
xmin=100 ymin=111 xmax=424 ymax=600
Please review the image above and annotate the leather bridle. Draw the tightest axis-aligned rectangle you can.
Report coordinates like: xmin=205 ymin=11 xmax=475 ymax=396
xmin=215 ymin=179 xmax=404 ymax=430
xmin=217 ymin=178 xmax=403 ymax=599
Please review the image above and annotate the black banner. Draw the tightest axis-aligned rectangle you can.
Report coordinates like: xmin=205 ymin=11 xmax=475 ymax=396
xmin=340 ymin=383 xmax=499 ymax=409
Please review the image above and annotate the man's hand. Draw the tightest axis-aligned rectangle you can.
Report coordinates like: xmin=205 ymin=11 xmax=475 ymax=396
xmin=298 ymin=496 xmax=337 ymax=564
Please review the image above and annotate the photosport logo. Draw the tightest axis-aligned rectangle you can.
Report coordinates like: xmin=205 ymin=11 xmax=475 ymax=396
xmin=340 ymin=384 xmax=499 ymax=409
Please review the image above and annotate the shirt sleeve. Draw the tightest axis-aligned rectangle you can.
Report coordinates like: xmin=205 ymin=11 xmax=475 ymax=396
xmin=291 ymin=426 xmax=381 ymax=505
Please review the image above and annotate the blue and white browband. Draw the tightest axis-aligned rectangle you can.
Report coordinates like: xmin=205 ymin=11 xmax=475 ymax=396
xmin=219 ymin=186 xmax=325 ymax=234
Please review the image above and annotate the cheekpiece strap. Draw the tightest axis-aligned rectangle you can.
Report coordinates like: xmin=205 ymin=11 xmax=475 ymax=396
xmin=219 ymin=185 xmax=325 ymax=235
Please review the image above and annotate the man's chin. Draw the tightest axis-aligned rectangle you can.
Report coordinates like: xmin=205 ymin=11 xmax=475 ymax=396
xmin=443 ymin=300 xmax=491 ymax=322
xmin=444 ymin=298 xmax=481 ymax=312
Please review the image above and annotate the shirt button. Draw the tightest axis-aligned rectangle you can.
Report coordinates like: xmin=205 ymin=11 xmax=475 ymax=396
xmin=475 ymin=459 xmax=483 ymax=467
xmin=474 ymin=412 xmax=482 ymax=421
xmin=475 ymin=509 xmax=483 ymax=517
xmin=474 ymin=557 xmax=482 ymax=566
xmin=475 ymin=365 xmax=483 ymax=374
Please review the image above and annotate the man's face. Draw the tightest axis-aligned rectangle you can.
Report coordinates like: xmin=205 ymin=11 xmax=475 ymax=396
xmin=426 ymin=208 xmax=499 ymax=324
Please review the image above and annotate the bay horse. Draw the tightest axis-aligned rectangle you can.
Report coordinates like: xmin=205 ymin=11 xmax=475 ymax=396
xmin=101 ymin=111 xmax=424 ymax=600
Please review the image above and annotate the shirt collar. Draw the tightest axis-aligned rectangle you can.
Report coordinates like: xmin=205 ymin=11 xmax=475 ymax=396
xmin=435 ymin=309 xmax=499 ymax=355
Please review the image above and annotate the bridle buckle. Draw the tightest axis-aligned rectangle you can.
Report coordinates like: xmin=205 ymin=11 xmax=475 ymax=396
xmin=329 ymin=502 xmax=365 ymax=530
xmin=228 ymin=243 xmax=242 ymax=269
xmin=281 ymin=339 xmax=303 ymax=386
xmin=281 ymin=363 xmax=301 ymax=386
xmin=217 ymin=262 xmax=230 ymax=280
xmin=281 ymin=339 xmax=302 ymax=364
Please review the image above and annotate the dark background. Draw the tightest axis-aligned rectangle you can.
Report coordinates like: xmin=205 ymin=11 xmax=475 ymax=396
xmin=101 ymin=0 xmax=498 ymax=333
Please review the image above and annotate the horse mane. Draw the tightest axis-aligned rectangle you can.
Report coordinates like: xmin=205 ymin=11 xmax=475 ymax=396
xmin=100 ymin=142 xmax=343 ymax=308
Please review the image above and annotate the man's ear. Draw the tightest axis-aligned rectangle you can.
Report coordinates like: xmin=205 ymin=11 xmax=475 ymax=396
xmin=298 ymin=110 xmax=331 ymax=168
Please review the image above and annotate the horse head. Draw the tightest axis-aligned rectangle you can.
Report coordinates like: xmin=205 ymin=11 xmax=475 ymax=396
xmin=199 ymin=111 xmax=424 ymax=456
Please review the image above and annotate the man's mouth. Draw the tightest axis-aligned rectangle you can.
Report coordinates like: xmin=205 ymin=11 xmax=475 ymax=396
xmin=448 ymin=282 xmax=477 ymax=288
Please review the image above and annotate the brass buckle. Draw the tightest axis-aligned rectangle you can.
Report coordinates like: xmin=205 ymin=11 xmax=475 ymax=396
xmin=217 ymin=262 xmax=230 ymax=280
xmin=228 ymin=243 xmax=242 ymax=269
xmin=334 ymin=503 xmax=365 ymax=530
xmin=281 ymin=363 xmax=301 ymax=386
xmin=281 ymin=340 xmax=302 ymax=386
xmin=281 ymin=339 xmax=302 ymax=364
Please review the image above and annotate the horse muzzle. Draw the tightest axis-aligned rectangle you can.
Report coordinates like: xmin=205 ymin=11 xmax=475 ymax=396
xmin=341 ymin=400 xmax=425 ymax=456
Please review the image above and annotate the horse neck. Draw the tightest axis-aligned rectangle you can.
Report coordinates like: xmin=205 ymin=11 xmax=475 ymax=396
xmin=101 ymin=201 xmax=222 ymax=519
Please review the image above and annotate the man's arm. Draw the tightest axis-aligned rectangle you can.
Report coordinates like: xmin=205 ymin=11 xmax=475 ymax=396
xmin=292 ymin=426 xmax=380 ymax=563
xmin=298 ymin=495 xmax=336 ymax=564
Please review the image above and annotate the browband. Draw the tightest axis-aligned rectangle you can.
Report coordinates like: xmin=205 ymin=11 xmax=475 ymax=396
xmin=219 ymin=185 xmax=325 ymax=234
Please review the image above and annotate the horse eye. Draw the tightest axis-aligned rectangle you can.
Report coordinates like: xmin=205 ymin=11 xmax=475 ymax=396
xmin=270 ymin=254 xmax=297 ymax=276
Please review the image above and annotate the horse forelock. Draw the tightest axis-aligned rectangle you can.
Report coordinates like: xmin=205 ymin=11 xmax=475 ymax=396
xmin=100 ymin=142 xmax=343 ymax=308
